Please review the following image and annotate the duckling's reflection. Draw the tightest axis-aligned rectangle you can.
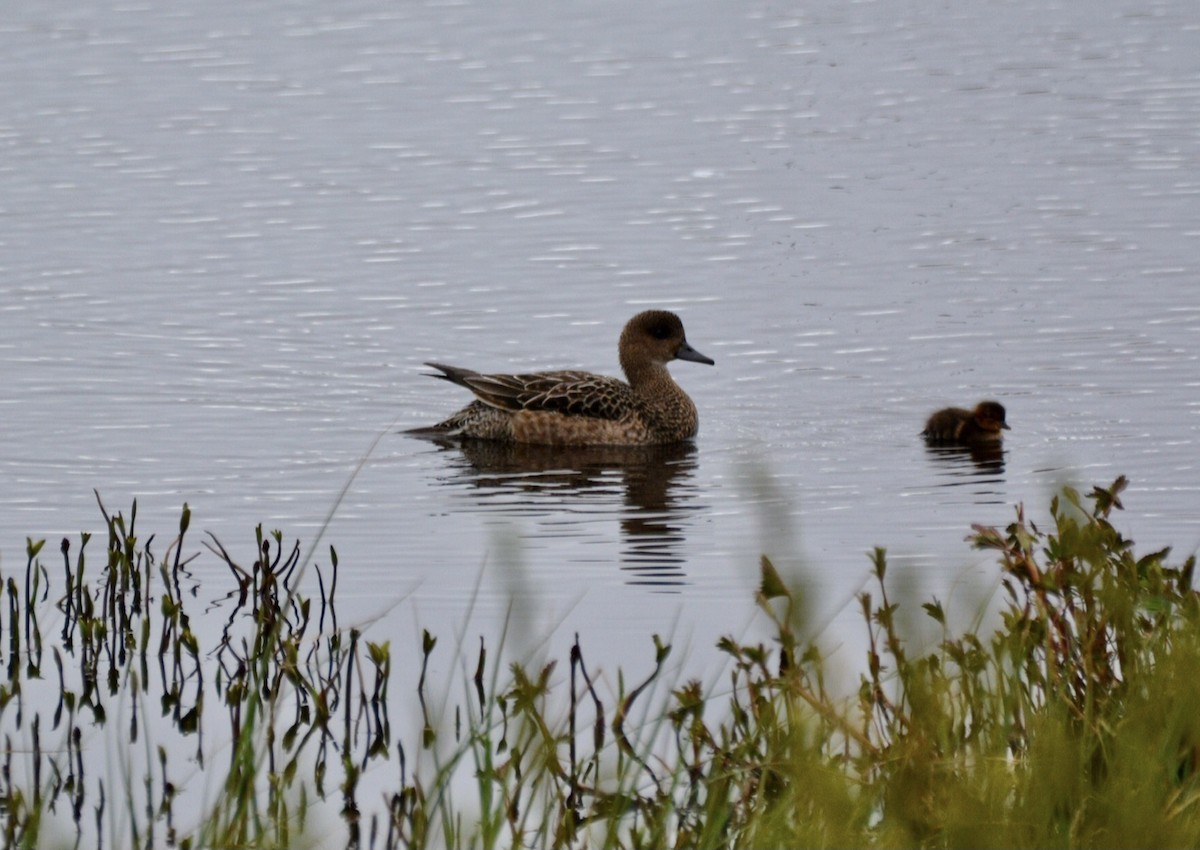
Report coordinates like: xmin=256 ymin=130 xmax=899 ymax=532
xmin=420 ymin=438 xmax=704 ymax=588
xmin=924 ymin=442 xmax=1007 ymax=496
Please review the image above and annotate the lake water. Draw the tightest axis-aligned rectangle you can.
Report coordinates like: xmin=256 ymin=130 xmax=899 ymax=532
xmin=2 ymin=0 xmax=1199 ymax=834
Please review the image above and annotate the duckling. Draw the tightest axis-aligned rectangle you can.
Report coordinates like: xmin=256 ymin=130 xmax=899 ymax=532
xmin=922 ymin=400 xmax=1010 ymax=445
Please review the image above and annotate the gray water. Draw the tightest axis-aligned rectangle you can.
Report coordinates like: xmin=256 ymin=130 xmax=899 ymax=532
xmin=3 ymin=0 xmax=1199 ymax=823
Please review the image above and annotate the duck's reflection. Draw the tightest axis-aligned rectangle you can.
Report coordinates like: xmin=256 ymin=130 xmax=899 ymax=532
xmin=419 ymin=438 xmax=703 ymax=588
xmin=924 ymin=442 xmax=1007 ymax=496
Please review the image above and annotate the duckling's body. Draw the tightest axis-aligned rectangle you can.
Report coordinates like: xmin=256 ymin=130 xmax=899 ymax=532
xmin=416 ymin=310 xmax=714 ymax=446
xmin=922 ymin=401 xmax=1010 ymax=445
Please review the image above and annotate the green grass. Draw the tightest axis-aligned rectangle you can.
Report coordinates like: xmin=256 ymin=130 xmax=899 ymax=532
xmin=2 ymin=476 xmax=1199 ymax=848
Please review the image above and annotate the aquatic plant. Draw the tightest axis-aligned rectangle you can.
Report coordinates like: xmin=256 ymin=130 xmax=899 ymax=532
xmin=1 ymin=477 xmax=1198 ymax=848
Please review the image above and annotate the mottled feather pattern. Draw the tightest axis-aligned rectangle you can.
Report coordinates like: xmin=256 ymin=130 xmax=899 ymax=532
xmin=464 ymin=372 xmax=634 ymax=421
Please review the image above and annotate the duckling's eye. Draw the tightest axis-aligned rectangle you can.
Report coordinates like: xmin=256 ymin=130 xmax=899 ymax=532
xmin=649 ymin=322 xmax=673 ymax=340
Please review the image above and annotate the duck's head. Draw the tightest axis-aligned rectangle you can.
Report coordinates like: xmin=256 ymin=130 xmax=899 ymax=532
xmin=619 ymin=310 xmax=715 ymax=372
xmin=972 ymin=400 xmax=1010 ymax=434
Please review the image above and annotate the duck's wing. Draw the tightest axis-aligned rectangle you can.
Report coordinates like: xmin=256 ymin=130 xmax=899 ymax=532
xmin=427 ymin=364 xmax=633 ymax=420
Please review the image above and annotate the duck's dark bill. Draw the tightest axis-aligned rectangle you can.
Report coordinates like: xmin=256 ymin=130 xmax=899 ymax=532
xmin=676 ymin=342 xmax=715 ymax=365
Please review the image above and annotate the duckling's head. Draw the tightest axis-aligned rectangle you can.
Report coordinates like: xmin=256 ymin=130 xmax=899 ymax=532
xmin=972 ymin=400 xmax=1010 ymax=434
xmin=619 ymin=310 xmax=714 ymax=373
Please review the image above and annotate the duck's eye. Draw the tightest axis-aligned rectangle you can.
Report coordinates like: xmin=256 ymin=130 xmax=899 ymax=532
xmin=649 ymin=322 xmax=673 ymax=340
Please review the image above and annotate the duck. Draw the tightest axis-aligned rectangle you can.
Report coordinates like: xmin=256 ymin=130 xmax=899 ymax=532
xmin=921 ymin=400 xmax=1010 ymax=445
xmin=413 ymin=310 xmax=714 ymax=446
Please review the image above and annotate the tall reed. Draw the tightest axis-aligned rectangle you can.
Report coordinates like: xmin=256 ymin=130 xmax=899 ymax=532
xmin=1 ymin=477 xmax=1197 ymax=848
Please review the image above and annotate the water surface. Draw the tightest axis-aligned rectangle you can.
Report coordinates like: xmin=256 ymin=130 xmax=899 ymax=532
xmin=3 ymin=0 xmax=1199 ymax=714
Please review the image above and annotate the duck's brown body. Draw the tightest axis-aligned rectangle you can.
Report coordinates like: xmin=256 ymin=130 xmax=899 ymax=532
xmin=417 ymin=311 xmax=713 ymax=446
xmin=922 ymin=401 xmax=1010 ymax=445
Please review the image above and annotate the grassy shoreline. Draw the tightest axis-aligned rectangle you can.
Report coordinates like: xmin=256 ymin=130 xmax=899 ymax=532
xmin=2 ymin=477 xmax=1198 ymax=848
